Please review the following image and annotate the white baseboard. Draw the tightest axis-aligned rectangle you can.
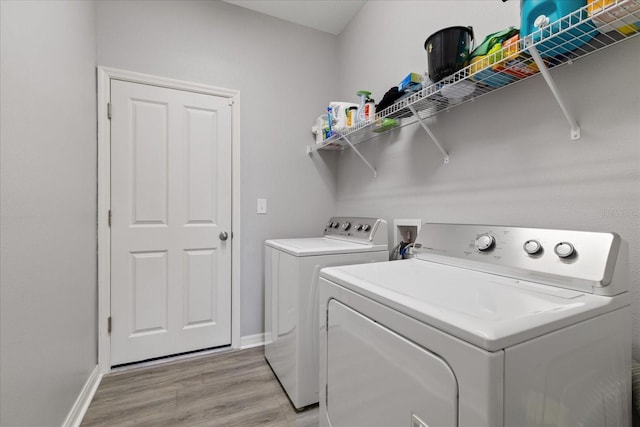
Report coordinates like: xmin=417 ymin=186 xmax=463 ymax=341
xmin=240 ymin=333 xmax=265 ymax=349
xmin=62 ymin=365 xmax=102 ymax=427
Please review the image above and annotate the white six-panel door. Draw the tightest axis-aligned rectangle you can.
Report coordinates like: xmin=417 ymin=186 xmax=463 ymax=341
xmin=110 ymin=80 xmax=231 ymax=365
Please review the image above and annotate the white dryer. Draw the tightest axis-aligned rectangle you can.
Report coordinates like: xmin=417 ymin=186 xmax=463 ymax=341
xmin=265 ymin=217 xmax=388 ymax=410
xmin=319 ymin=223 xmax=631 ymax=427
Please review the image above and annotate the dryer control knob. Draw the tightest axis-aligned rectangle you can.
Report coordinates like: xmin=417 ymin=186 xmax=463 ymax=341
xmin=554 ymin=242 xmax=575 ymax=258
xmin=341 ymin=222 xmax=351 ymax=231
xmin=332 ymin=222 xmax=339 ymax=228
xmin=362 ymin=224 xmax=371 ymax=232
xmin=355 ymin=224 xmax=363 ymax=231
xmin=475 ymin=234 xmax=495 ymax=251
xmin=523 ymin=240 xmax=542 ymax=255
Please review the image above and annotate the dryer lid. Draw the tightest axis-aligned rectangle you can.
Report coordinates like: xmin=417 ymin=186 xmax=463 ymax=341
xmin=320 ymin=260 xmax=629 ymax=351
xmin=265 ymin=237 xmax=387 ymax=256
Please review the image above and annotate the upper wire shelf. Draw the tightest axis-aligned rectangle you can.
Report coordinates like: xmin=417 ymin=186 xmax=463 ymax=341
xmin=309 ymin=0 xmax=640 ymax=153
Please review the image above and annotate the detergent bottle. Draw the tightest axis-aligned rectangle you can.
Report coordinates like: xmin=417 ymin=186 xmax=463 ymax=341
xmin=518 ymin=0 xmax=596 ymax=56
xmin=355 ymin=90 xmax=372 ymax=124
xmin=326 ymin=106 xmax=333 ymax=138
xmin=329 ymin=102 xmax=358 ymax=130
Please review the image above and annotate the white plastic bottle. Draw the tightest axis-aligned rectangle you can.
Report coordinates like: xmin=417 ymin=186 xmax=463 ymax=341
xmin=364 ymin=99 xmax=375 ymax=122
xmin=355 ymin=90 xmax=371 ymax=124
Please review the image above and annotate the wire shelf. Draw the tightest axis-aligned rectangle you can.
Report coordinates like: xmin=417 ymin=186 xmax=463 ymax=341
xmin=308 ymin=0 xmax=640 ymax=154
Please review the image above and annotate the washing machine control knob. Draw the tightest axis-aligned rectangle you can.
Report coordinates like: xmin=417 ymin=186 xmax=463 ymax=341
xmin=554 ymin=242 xmax=575 ymax=258
xmin=341 ymin=222 xmax=351 ymax=231
xmin=355 ymin=224 xmax=363 ymax=231
xmin=362 ymin=224 xmax=371 ymax=232
xmin=523 ymin=239 xmax=542 ymax=255
xmin=475 ymin=234 xmax=495 ymax=251
xmin=332 ymin=222 xmax=339 ymax=228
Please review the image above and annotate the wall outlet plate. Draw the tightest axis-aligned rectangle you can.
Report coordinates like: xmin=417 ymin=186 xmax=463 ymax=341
xmin=257 ymin=198 xmax=267 ymax=214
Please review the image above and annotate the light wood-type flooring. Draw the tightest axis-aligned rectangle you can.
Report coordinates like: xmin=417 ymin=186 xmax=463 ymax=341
xmin=81 ymin=346 xmax=319 ymax=427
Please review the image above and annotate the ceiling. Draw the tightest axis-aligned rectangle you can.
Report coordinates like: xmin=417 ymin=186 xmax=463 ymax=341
xmin=223 ymin=0 xmax=367 ymax=35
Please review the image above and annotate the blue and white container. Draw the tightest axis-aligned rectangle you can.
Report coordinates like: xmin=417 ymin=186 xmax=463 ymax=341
xmin=520 ymin=0 xmax=598 ymax=56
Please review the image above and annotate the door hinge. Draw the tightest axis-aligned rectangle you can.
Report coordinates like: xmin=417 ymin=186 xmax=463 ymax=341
xmin=325 ymin=384 xmax=328 ymax=406
xmin=107 ymin=102 xmax=112 ymax=120
xmin=108 ymin=209 xmax=112 ymax=227
xmin=107 ymin=316 xmax=112 ymax=334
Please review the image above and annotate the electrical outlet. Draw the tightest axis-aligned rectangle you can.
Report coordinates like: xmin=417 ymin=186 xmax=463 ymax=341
xmin=257 ymin=198 xmax=267 ymax=214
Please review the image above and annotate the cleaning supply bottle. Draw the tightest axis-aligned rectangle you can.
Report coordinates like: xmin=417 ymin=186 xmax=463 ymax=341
xmin=364 ymin=98 xmax=376 ymax=122
xmin=326 ymin=106 xmax=334 ymax=137
xmin=346 ymin=106 xmax=357 ymax=128
xmin=355 ymin=90 xmax=372 ymax=124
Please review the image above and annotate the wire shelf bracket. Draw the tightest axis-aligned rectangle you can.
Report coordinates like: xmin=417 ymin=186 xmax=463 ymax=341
xmin=339 ymin=132 xmax=377 ymax=177
xmin=407 ymin=105 xmax=450 ymax=163
xmin=526 ymin=40 xmax=581 ymax=140
xmin=307 ymin=131 xmax=378 ymax=176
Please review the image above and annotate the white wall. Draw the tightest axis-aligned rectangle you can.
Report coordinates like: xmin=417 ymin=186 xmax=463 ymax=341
xmin=336 ymin=1 xmax=640 ymax=355
xmin=95 ymin=0 xmax=338 ymax=337
xmin=0 ymin=1 xmax=98 ymax=426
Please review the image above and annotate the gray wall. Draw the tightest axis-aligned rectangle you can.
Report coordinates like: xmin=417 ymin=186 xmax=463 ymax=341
xmin=95 ymin=0 xmax=338 ymax=337
xmin=0 ymin=1 xmax=98 ymax=426
xmin=335 ymin=1 xmax=640 ymax=355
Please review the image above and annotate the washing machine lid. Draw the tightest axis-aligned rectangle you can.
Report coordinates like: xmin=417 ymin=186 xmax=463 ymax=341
xmin=320 ymin=260 xmax=628 ymax=351
xmin=265 ymin=237 xmax=387 ymax=257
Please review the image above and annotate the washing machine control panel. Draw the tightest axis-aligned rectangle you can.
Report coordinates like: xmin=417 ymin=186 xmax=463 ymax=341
xmin=413 ymin=223 xmax=624 ymax=295
xmin=324 ymin=217 xmax=387 ymax=245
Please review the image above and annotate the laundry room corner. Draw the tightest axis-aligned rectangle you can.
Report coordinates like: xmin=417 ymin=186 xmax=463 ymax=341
xmin=2 ymin=0 xmax=639 ymax=425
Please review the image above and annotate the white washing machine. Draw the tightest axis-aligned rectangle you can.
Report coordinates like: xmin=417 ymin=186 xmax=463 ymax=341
xmin=264 ymin=217 xmax=389 ymax=410
xmin=319 ymin=223 xmax=631 ymax=427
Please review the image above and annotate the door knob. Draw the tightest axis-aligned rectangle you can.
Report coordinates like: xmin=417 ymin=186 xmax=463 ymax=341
xmin=219 ymin=231 xmax=229 ymax=241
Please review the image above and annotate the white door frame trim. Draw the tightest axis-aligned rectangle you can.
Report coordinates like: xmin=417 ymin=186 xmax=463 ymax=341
xmin=97 ymin=66 xmax=241 ymax=373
